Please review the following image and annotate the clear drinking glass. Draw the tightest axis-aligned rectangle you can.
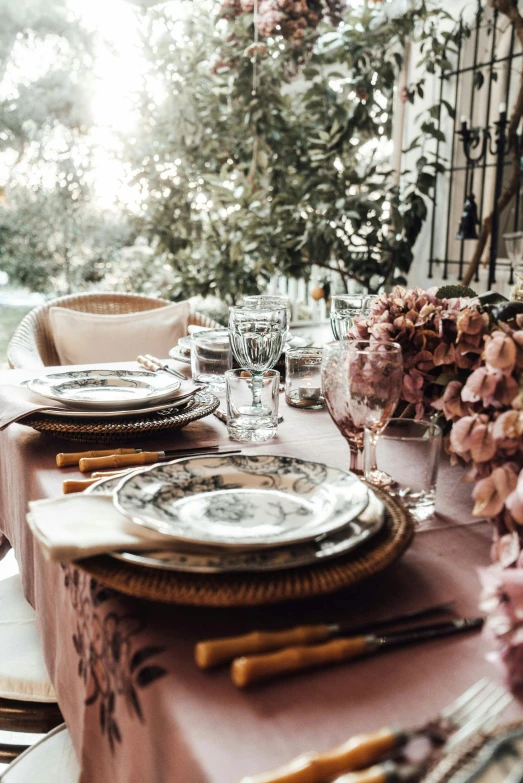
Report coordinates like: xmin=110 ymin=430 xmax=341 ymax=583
xmin=362 ymin=294 xmax=380 ymax=315
xmin=190 ymin=329 xmax=232 ymax=391
xmin=226 ymin=369 xmax=280 ymax=442
xmin=330 ymin=295 xmax=365 ymax=339
xmin=228 ymin=305 xmax=288 ymax=416
xmin=285 ymin=348 xmax=324 ymax=409
xmin=322 ymin=340 xmax=403 ymax=474
xmin=364 ymin=419 xmax=442 ymax=523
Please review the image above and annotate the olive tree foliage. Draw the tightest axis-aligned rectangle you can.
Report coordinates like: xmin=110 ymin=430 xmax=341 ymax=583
xmin=128 ymin=0 xmax=463 ymax=301
xmin=0 ymin=0 xmax=131 ymax=294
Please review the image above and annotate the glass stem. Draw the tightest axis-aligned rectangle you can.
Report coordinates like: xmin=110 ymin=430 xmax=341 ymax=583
xmin=251 ymin=372 xmax=263 ymax=409
xmin=364 ymin=427 xmax=379 ymax=482
xmin=347 ymin=440 xmax=363 ymax=475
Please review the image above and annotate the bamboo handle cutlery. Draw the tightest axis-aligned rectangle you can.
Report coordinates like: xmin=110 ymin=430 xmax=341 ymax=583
xmin=195 ymin=603 xmax=456 ymax=670
xmin=195 ymin=605 xmax=483 ymax=689
xmin=239 ymin=679 xmax=513 ymax=783
xmin=58 ymin=444 xmax=240 ymax=493
xmin=136 ymin=353 xmax=186 ymax=380
xmin=240 ymin=728 xmax=407 ymax=783
xmin=56 ymin=448 xmax=138 ymax=468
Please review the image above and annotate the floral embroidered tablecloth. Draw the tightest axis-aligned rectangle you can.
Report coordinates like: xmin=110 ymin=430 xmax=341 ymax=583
xmin=0 ymin=364 xmax=518 ymax=783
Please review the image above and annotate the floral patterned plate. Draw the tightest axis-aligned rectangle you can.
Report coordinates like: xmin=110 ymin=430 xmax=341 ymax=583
xmin=26 ymin=369 xmax=181 ymax=411
xmin=86 ymin=473 xmax=383 ymax=573
xmin=113 ymin=454 xmax=370 ymax=550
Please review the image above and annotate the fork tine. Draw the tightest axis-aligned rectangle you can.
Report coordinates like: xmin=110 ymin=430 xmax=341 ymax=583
xmin=440 ymin=678 xmax=493 ymax=720
xmin=451 ymin=682 xmax=504 ymax=724
xmin=446 ymin=691 xmax=514 ymax=751
xmin=459 ymin=686 xmax=512 ymax=725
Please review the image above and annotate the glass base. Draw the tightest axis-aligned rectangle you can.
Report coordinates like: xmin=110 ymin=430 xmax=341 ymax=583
xmin=195 ymin=375 xmax=226 ymax=392
xmin=365 ymin=469 xmax=394 ymax=488
xmin=286 ymin=389 xmax=325 ymax=410
xmin=238 ymin=403 xmax=273 ymax=416
xmin=227 ymin=423 xmax=276 ymax=443
xmin=390 ymin=488 xmax=436 ymax=523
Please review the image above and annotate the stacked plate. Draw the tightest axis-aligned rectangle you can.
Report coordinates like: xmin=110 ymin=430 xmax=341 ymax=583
xmin=169 ymin=332 xmax=314 ymax=364
xmin=86 ymin=453 xmax=385 ymax=574
xmin=23 ymin=368 xmax=199 ymax=420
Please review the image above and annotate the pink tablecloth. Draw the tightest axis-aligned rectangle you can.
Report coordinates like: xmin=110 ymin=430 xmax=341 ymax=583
xmin=0 ymin=364 xmax=519 ymax=783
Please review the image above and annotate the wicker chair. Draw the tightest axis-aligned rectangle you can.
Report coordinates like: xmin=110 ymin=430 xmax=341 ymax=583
xmin=7 ymin=292 xmax=221 ymax=369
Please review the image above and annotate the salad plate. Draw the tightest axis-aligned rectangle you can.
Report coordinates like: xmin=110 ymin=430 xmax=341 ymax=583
xmin=169 ymin=333 xmax=313 ymax=364
xmin=26 ymin=369 xmax=181 ymax=411
xmin=113 ymin=454 xmax=369 ymax=550
xmin=86 ymin=474 xmax=383 ymax=573
xmin=168 ymin=346 xmax=191 ymax=364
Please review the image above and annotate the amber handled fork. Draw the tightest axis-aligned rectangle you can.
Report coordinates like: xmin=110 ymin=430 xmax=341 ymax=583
xmin=239 ymin=679 xmax=513 ymax=783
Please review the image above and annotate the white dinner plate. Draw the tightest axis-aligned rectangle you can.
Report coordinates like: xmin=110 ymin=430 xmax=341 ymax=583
xmin=113 ymin=454 xmax=369 ymax=550
xmin=36 ymin=396 xmax=195 ymax=420
xmin=86 ymin=473 xmax=383 ymax=573
xmin=26 ymin=369 xmax=181 ymax=411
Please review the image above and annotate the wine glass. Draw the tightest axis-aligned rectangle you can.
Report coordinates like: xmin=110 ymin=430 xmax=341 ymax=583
xmin=241 ymin=295 xmax=292 ymax=340
xmin=330 ymin=295 xmax=365 ymax=339
xmin=228 ymin=305 xmax=288 ymax=415
xmin=322 ymin=340 xmax=403 ymax=475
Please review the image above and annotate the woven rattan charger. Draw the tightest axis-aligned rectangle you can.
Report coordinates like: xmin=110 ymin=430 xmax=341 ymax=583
xmin=22 ymin=391 xmax=220 ymax=444
xmin=78 ymin=486 xmax=414 ymax=607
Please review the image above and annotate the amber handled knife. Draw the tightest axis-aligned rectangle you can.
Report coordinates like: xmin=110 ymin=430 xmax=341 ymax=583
xmin=231 ymin=618 xmax=484 ymax=688
xmin=56 ymin=448 xmax=140 ymax=468
xmin=239 ymin=729 xmax=410 ymax=783
xmin=194 ymin=601 xmax=456 ymax=669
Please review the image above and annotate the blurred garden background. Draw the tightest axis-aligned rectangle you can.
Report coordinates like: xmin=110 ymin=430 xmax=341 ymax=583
xmin=0 ymin=0 xmax=484 ymax=364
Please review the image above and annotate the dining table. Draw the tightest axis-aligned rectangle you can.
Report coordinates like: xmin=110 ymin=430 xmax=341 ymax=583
xmin=0 ymin=360 xmax=520 ymax=783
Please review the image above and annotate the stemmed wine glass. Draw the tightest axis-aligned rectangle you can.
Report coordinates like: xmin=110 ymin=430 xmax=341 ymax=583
xmin=241 ymin=295 xmax=292 ymax=340
xmin=321 ymin=340 xmax=403 ymax=476
xmin=228 ymin=305 xmax=288 ymax=414
xmin=330 ymin=295 xmax=365 ymax=339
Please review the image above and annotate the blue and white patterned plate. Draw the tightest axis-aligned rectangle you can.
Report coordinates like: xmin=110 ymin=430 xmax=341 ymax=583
xmin=26 ymin=369 xmax=181 ymax=411
xmin=86 ymin=472 xmax=383 ymax=573
xmin=113 ymin=454 xmax=369 ymax=550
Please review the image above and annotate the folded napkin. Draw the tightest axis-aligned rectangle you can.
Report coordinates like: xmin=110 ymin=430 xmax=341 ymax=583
xmin=27 ymin=494 xmax=173 ymax=562
xmin=0 ymin=385 xmax=69 ymax=430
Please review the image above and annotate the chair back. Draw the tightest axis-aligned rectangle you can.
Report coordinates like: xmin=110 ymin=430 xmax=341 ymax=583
xmin=7 ymin=292 xmax=219 ymax=369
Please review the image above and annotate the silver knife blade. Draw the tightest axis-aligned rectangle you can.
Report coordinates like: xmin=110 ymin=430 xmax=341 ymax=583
xmin=368 ymin=617 xmax=484 ymax=653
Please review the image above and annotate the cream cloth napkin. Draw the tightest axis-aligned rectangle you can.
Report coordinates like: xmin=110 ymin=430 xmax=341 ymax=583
xmin=27 ymin=494 xmax=173 ymax=562
xmin=0 ymin=385 xmax=69 ymax=430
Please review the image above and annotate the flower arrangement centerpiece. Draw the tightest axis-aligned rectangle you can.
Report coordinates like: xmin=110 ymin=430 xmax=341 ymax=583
xmin=352 ymin=286 xmax=523 ymax=687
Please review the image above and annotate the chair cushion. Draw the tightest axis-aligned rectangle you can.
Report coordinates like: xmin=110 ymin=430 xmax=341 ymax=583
xmin=49 ymin=301 xmax=190 ymax=365
xmin=0 ymin=725 xmax=79 ymax=782
xmin=0 ymin=576 xmax=56 ymax=703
